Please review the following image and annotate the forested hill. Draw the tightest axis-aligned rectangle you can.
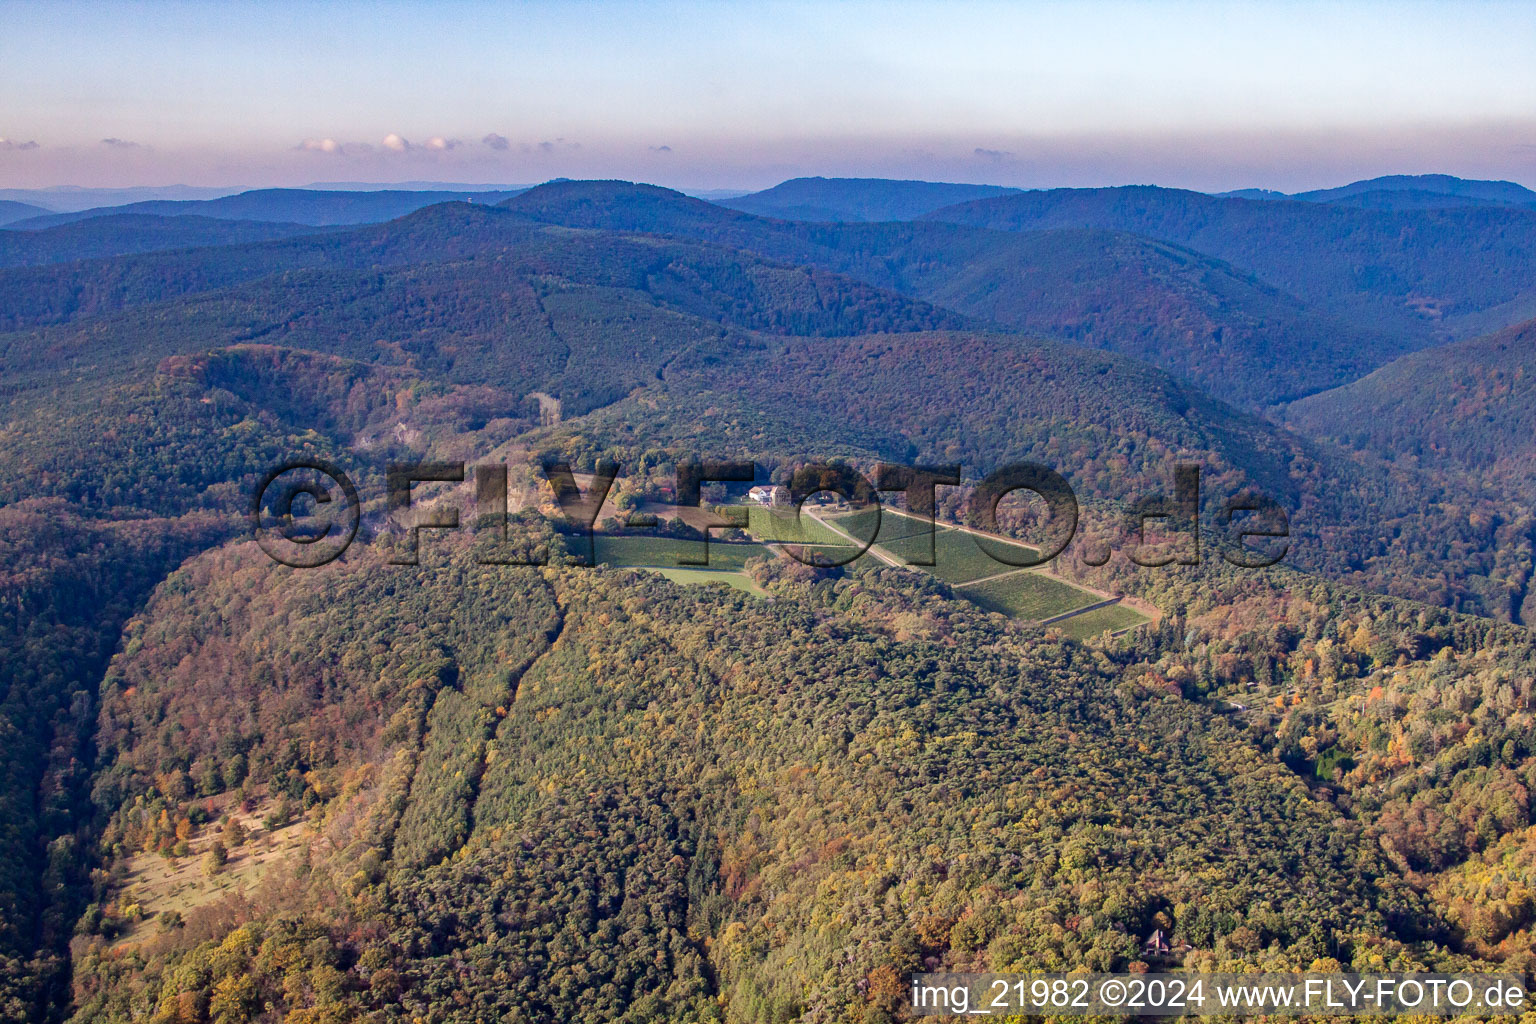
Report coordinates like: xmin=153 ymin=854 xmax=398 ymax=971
xmin=0 ymin=179 xmax=1480 ymax=410
xmin=1304 ymin=189 xmax=1536 ymax=212
xmin=542 ymin=329 xmax=1307 ymax=500
xmin=4 ymin=187 xmax=528 ymax=230
xmin=0 ymin=201 xmax=964 ymax=336
xmin=925 ymin=185 xmax=1536 ymax=341
xmin=1284 ymin=316 xmax=1536 ymax=477
xmin=0 ymin=200 xmax=51 ymax=228
xmin=0 ymin=203 xmax=544 ymax=331
xmin=0 ymin=215 xmax=964 ymax=386
xmin=718 ymin=176 xmax=1023 ymax=221
xmin=0 ymin=505 xmax=232 ymax=1019
xmin=65 ymin=539 xmax=1486 ymax=1022
xmin=0 ymin=241 xmax=965 ymax=516
xmin=504 ymin=180 xmax=1420 ymax=406
xmin=887 ymin=227 xmax=1409 ymax=405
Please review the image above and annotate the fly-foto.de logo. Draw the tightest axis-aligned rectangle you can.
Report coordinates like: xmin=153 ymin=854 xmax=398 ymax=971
xmin=252 ymin=457 xmax=1291 ymax=570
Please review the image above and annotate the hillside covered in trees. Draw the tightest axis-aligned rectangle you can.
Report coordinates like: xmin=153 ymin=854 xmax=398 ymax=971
xmin=1286 ymin=316 xmax=1536 ymax=481
xmin=62 ymin=540 xmax=1516 ymax=1023
xmin=924 ymin=184 xmax=1536 ymax=342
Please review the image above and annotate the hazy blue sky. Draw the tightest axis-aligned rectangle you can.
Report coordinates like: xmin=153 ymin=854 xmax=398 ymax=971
xmin=2 ymin=0 xmax=1534 ymax=191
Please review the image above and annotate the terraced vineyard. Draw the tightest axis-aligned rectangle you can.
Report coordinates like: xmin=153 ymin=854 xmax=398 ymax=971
xmin=877 ymin=529 xmax=993 ymax=582
xmin=738 ymin=505 xmax=851 ymax=545
xmin=824 ymin=505 xmax=936 ymax=544
xmin=824 ymin=507 xmax=1136 ymax=632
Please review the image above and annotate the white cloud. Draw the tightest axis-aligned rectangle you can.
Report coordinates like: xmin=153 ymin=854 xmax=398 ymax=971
xmin=291 ymin=130 xmax=558 ymax=160
xmin=296 ymin=132 xmax=475 ymax=158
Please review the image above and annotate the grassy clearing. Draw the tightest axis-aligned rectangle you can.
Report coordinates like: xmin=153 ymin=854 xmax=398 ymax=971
xmin=114 ymin=797 xmax=308 ymax=947
xmin=1055 ymin=603 xmax=1150 ymax=640
xmin=590 ymin=534 xmax=768 ymax=570
xmin=648 ymin=567 xmax=767 ymax=595
xmin=959 ymin=570 xmax=1100 ymax=620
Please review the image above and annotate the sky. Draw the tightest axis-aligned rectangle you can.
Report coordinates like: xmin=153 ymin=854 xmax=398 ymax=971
xmin=2 ymin=0 xmax=1535 ymax=193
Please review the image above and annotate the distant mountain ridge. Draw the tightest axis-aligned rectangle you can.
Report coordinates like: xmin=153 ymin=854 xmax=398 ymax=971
xmin=0 ymin=182 xmax=535 ymax=212
xmin=1219 ymin=174 xmax=1536 ymax=211
xmin=6 ymin=186 xmax=529 ymax=230
xmin=1312 ymin=189 xmax=1532 ymax=212
xmin=717 ymin=176 xmax=1023 ymax=221
xmin=900 ymin=226 xmax=1411 ymax=404
xmin=0 ymin=184 xmax=237 ymax=211
xmin=0 ymin=179 xmax=1432 ymax=408
xmin=0 ymin=202 xmax=965 ymax=400
xmin=719 ymin=174 xmax=1536 ymax=223
xmin=1295 ymin=174 xmax=1536 ymax=207
xmin=0 ymin=179 xmax=1400 ymax=406
xmin=6 ymin=177 xmax=1528 ymax=409
xmin=0 ymin=214 xmax=336 ymax=269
